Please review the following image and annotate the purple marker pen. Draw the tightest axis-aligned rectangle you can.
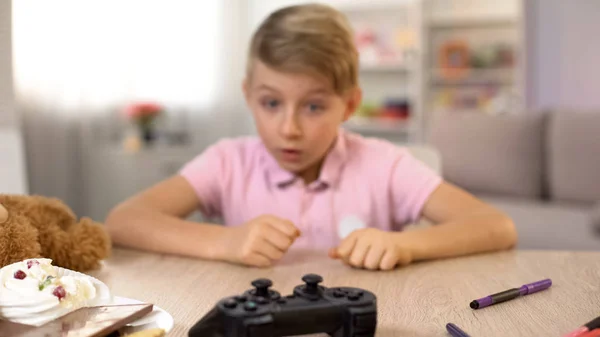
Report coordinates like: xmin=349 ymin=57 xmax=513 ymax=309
xmin=470 ymin=278 xmax=552 ymax=309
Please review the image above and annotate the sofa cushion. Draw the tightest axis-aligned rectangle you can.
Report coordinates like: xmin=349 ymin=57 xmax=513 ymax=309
xmin=547 ymin=111 xmax=600 ymax=204
xmin=591 ymin=202 xmax=600 ymax=233
xmin=478 ymin=193 xmax=599 ymax=251
xmin=428 ymin=113 xmax=545 ymax=198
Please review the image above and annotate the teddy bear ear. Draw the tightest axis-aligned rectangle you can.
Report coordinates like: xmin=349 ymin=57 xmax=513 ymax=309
xmin=0 ymin=203 xmax=7 ymax=223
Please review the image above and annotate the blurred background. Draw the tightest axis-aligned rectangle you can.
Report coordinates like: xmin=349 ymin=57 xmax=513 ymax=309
xmin=1 ymin=0 xmax=599 ymax=251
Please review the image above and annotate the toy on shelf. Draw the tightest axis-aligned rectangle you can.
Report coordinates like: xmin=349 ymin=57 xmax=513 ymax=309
xmin=438 ymin=40 xmax=471 ymax=79
xmin=437 ymin=39 xmax=516 ymax=80
xmin=470 ymin=43 xmax=515 ymax=69
xmin=356 ymin=98 xmax=410 ymax=122
xmin=433 ymin=84 xmax=521 ymax=116
xmin=354 ymin=24 xmax=416 ymax=68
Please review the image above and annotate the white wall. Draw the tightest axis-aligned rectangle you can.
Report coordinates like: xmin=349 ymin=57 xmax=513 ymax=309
xmin=0 ymin=0 xmax=15 ymax=127
xmin=248 ymin=0 xmax=417 ymax=36
xmin=0 ymin=0 xmax=28 ymax=194
xmin=426 ymin=0 xmax=519 ymax=20
xmin=526 ymin=0 xmax=600 ymax=111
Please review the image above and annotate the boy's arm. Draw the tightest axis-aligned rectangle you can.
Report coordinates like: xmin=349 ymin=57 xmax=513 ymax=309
xmin=395 ymin=181 xmax=518 ymax=262
xmin=330 ymin=149 xmax=517 ymax=270
xmin=105 ymin=175 xmax=228 ymax=260
xmin=330 ymin=182 xmax=517 ymax=269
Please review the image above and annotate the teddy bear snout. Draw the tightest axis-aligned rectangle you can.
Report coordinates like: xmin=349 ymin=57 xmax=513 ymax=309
xmin=0 ymin=203 xmax=7 ymax=224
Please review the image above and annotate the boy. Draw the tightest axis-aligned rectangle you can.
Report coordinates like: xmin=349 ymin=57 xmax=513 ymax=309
xmin=106 ymin=3 xmax=517 ymax=270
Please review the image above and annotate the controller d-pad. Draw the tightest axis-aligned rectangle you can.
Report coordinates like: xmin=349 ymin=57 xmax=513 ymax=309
xmin=224 ymin=299 xmax=237 ymax=308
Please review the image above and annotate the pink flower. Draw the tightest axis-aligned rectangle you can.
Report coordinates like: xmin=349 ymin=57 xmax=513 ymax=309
xmin=123 ymin=102 xmax=164 ymax=120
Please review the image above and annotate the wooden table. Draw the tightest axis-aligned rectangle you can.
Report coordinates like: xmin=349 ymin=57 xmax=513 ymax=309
xmin=89 ymin=248 xmax=600 ymax=337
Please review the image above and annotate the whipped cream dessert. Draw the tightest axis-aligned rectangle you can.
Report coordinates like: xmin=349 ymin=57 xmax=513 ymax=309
xmin=0 ymin=258 xmax=108 ymax=326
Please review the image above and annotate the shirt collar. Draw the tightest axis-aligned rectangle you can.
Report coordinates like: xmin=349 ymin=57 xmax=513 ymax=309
xmin=260 ymin=128 xmax=348 ymax=189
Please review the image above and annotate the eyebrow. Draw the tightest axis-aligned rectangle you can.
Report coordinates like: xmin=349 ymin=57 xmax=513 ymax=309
xmin=255 ymin=84 xmax=332 ymax=96
xmin=255 ymin=84 xmax=280 ymax=93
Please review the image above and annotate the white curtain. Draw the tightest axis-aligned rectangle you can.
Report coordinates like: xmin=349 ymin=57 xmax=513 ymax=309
xmin=12 ymin=0 xmax=251 ymax=215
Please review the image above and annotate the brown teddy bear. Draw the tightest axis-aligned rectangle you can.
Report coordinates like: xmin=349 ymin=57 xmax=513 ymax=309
xmin=0 ymin=194 xmax=111 ymax=272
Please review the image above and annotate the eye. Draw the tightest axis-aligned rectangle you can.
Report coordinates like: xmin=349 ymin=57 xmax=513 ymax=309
xmin=306 ymin=102 xmax=324 ymax=113
xmin=262 ymin=99 xmax=280 ymax=109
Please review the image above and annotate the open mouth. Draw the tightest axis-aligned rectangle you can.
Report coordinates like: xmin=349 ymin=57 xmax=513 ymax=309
xmin=280 ymin=149 xmax=302 ymax=162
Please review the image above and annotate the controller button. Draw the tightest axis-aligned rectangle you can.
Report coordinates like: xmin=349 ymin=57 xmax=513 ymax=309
xmin=270 ymin=293 xmax=280 ymax=300
xmin=244 ymin=301 xmax=258 ymax=311
xmin=255 ymin=297 xmax=269 ymax=304
xmin=348 ymin=293 xmax=360 ymax=301
xmin=333 ymin=290 xmax=345 ymax=298
xmin=235 ymin=295 xmax=248 ymax=302
xmin=223 ymin=299 xmax=237 ymax=308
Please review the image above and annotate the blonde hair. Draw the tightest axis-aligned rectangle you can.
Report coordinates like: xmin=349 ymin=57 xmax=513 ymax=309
xmin=247 ymin=3 xmax=359 ymax=95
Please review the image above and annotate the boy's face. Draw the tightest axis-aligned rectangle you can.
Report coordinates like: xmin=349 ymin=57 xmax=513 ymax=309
xmin=243 ymin=61 xmax=361 ymax=179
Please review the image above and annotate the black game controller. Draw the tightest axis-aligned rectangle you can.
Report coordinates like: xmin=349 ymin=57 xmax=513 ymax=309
xmin=188 ymin=273 xmax=377 ymax=337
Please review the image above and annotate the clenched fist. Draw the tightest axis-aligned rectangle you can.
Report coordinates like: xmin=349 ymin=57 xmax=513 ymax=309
xmin=219 ymin=215 xmax=301 ymax=267
xmin=328 ymin=228 xmax=412 ymax=270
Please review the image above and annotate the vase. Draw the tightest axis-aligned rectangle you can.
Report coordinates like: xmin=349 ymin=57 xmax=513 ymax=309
xmin=140 ymin=126 xmax=157 ymax=146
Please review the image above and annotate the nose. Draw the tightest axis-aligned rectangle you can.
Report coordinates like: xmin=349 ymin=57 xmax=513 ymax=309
xmin=279 ymin=110 xmax=302 ymax=139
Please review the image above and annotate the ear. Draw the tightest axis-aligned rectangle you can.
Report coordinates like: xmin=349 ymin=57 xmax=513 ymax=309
xmin=342 ymin=87 xmax=362 ymax=122
xmin=242 ymin=77 xmax=251 ymax=103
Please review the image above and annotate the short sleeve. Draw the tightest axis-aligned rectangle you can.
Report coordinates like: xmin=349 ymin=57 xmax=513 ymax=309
xmin=390 ymin=150 xmax=443 ymax=227
xmin=178 ymin=142 xmax=227 ymax=218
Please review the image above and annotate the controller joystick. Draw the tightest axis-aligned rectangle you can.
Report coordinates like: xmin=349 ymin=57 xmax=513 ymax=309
xmin=188 ymin=273 xmax=377 ymax=337
xmin=251 ymin=278 xmax=272 ymax=297
xmin=245 ymin=278 xmax=280 ymax=301
xmin=293 ymin=273 xmax=325 ymax=300
xmin=302 ymin=274 xmax=323 ymax=294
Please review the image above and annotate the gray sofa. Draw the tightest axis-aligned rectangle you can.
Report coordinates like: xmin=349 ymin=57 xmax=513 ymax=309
xmin=428 ymin=110 xmax=600 ymax=251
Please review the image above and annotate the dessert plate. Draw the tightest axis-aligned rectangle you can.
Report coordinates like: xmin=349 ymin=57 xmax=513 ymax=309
xmin=0 ymin=259 xmax=173 ymax=334
xmin=111 ymin=296 xmax=174 ymax=334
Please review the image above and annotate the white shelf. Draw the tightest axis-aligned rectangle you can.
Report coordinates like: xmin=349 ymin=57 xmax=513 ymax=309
xmin=430 ymin=68 xmax=514 ymax=85
xmin=343 ymin=117 xmax=413 ymax=134
xmin=332 ymin=0 xmax=415 ymax=12
xmin=360 ymin=64 xmax=412 ymax=73
xmin=428 ymin=16 xmax=517 ymax=28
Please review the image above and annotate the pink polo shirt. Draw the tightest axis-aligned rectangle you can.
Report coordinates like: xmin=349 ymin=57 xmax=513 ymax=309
xmin=179 ymin=129 xmax=442 ymax=250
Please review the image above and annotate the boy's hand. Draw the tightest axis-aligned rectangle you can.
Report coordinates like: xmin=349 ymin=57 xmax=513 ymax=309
xmin=221 ymin=215 xmax=300 ymax=267
xmin=328 ymin=228 xmax=412 ymax=270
